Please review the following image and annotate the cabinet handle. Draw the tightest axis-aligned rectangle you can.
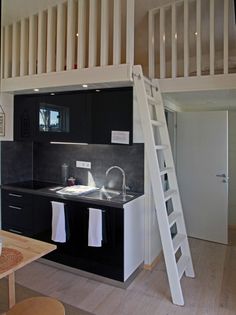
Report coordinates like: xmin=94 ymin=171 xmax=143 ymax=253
xmin=8 ymin=229 xmax=23 ymax=235
xmin=9 ymin=205 xmax=22 ymax=210
xmin=9 ymin=193 xmax=23 ymax=198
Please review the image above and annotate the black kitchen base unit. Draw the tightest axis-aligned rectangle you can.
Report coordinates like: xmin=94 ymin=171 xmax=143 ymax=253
xmin=1 ymin=188 xmax=144 ymax=282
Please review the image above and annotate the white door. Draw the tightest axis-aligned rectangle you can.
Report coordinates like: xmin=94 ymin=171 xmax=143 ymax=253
xmin=177 ymin=111 xmax=228 ymax=244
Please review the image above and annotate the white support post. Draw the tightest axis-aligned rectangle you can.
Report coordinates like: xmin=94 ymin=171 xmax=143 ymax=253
xmin=210 ymin=0 xmax=215 ymax=75
xmin=184 ymin=0 xmax=189 ymax=77
xmin=171 ymin=3 xmax=177 ymax=78
xmin=37 ymin=10 xmax=47 ymax=74
xmin=29 ymin=15 xmax=37 ymax=75
xmin=4 ymin=26 xmax=11 ymax=78
xmin=20 ymin=18 xmax=29 ymax=76
xmin=88 ymin=0 xmax=97 ymax=67
xmin=56 ymin=3 xmax=66 ymax=72
xmin=113 ymin=0 xmax=121 ymax=65
xmin=78 ymin=0 xmax=87 ymax=68
xmin=100 ymin=0 xmax=109 ymax=66
xmin=12 ymin=22 xmax=20 ymax=77
xmin=1 ymin=26 xmax=4 ymax=79
xmin=46 ymin=7 xmax=56 ymax=73
xmin=223 ymin=0 xmax=229 ymax=74
xmin=126 ymin=0 xmax=134 ymax=65
xmin=160 ymin=7 xmax=166 ymax=79
xmin=148 ymin=11 xmax=155 ymax=78
xmin=66 ymin=0 xmax=76 ymax=70
xmin=196 ymin=0 xmax=201 ymax=76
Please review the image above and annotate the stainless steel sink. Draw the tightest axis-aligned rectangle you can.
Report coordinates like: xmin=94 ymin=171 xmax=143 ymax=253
xmin=84 ymin=189 xmax=121 ymax=201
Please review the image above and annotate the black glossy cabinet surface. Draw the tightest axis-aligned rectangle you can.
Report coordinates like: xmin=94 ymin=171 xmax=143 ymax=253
xmin=14 ymin=87 xmax=133 ymax=144
xmin=14 ymin=92 xmax=90 ymax=143
xmin=1 ymin=189 xmax=124 ymax=281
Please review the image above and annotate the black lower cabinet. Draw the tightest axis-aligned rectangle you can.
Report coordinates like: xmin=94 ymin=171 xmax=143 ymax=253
xmin=1 ymin=190 xmax=124 ymax=281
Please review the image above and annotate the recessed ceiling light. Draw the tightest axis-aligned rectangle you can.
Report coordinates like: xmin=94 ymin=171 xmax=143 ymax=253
xmin=34 ymin=88 xmax=39 ymax=92
xmin=195 ymin=32 xmax=198 ymax=36
xmin=76 ymin=33 xmax=79 ymax=37
xmin=82 ymin=84 xmax=88 ymax=88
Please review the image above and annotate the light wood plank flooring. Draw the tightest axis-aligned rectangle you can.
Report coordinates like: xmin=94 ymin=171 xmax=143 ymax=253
xmin=14 ymin=237 xmax=236 ymax=315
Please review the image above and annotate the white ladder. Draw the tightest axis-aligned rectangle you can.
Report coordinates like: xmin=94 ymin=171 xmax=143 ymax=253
xmin=133 ymin=65 xmax=195 ymax=306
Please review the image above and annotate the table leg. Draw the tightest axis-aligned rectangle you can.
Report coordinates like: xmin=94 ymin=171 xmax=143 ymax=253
xmin=8 ymin=272 xmax=16 ymax=308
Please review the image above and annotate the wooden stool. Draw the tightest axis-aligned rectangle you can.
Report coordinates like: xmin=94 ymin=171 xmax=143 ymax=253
xmin=6 ymin=297 xmax=65 ymax=315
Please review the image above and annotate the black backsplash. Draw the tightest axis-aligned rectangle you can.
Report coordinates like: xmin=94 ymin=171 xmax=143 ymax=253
xmin=1 ymin=142 xmax=144 ymax=193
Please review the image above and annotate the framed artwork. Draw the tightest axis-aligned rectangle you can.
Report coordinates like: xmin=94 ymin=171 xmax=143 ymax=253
xmin=0 ymin=113 xmax=5 ymax=136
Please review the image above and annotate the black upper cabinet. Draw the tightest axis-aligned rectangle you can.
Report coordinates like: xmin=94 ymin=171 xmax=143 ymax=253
xmin=89 ymin=87 xmax=133 ymax=145
xmin=14 ymin=87 xmax=133 ymax=144
xmin=14 ymin=95 xmax=38 ymax=141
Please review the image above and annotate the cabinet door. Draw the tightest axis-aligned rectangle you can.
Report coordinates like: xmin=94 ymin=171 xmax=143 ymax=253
xmin=14 ymin=95 xmax=37 ymax=141
xmin=1 ymin=190 xmax=34 ymax=236
xmin=89 ymin=87 xmax=133 ymax=144
xmin=35 ymin=92 xmax=90 ymax=143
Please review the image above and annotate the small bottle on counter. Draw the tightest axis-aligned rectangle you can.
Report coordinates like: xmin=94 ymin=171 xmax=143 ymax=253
xmin=61 ymin=163 xmax=69 ymax=186
xmin=67 ymin=177 xmax=76 ymax=186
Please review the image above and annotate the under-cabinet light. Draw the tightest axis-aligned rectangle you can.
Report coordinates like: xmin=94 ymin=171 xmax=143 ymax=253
xmin=50 ymin=142 xmax=88 ymax=145
xmin=50 ymin=92 xmax=55 ymax=96
xmin=34 ymin=88 xmax=39 ymax=92
xmin=96 ymin=89 xmax=101 ymax=92
xmin=82 ymin=84 xmax=88 ymax=88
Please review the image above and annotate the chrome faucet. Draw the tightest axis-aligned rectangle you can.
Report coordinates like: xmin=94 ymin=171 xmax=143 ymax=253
xmin=105 ymin=166 xmax=129 ymax=196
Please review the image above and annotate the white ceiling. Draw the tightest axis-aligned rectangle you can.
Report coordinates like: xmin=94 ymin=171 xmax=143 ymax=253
xmin=164 ymin=89 xmax=236 ymax=111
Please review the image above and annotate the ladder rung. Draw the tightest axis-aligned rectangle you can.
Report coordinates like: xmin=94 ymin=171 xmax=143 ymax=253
xmin=147 ymin=95 xmax=158 ymax=105
xmin=173 ymin=234 xmax=186 ymax=253
xmin=168 ymin=212 xmax=181 ymax=227
xmin=164 ymin=189 xmax=177 ymax=201
xmin=177 ymin=255 xmax=190 ymax=279
xmin=160 ymin=167 xmax=173 ymax=176
xmin=155 ymin=145 xmax=168 ymax=151
xmin=151 ymin=120 xmax=164 ymax=127
xmin=144 ymin=77 xmax=158 ymax=89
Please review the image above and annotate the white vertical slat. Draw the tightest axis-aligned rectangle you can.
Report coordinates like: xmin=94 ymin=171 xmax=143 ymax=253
xmin=223 ymin=0 xmax=229 ymax=74
xmin=160 ymin=7 xmax=166 ymax=79
xmin=20 ymin=18 xmax=29 ymax=76
xmin=210 ymin=0 xmax=215 ymax=75
xmin=78 ymin=0 xmax=87 ymax=68
xmin=4 ymin=26 xmax=11 ymax=78
xmin=196 ymin=0 xmax=201 ymax=76
xmin=1 ymin=26 xmax=4 ymax=79
xmin=184 ymin=0 xmax=189 ymax=77
xmin=171 ymin=3 xmax=177 ymax=78
xmin=29 ymin=15 xmax=37 ymax=75
xmin=126 ymin=0 xmax=135 ymax=65
xmin=66 ymin=0 xmax=76 ymax=70
xmin=88 ymin=0 xmax=97 ymax=67
xmin=100 ymin=0 xmax=109 ymax=66
xmin=148 ymin=11 xmax=155 ymax=78
xmin=12 ymin=22 xmax=20 ymax=77
xmin=113 ymin=0 xmax=121 ymax=65
xmin=56 ymin=3 xmax=66 ymax=71
xmin=37 ymin=10 xmax=47 ymax=74
xmin=47 ymin=7 xmax=57 ymax=73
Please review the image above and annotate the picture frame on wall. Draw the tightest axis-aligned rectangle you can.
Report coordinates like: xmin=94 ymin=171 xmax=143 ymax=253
xmin=0 ymin=113 xmax=5 ymax=136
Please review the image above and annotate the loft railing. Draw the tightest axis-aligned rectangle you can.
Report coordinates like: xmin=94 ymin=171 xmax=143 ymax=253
xmin=1 ymin=0 xmax=134 ymax=80
xmin=149 ymin=0 xmax=235 ymax=79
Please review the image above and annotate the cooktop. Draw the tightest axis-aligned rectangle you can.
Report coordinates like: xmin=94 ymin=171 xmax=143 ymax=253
xmin=7 ymin=180 xmax=58 ymax=190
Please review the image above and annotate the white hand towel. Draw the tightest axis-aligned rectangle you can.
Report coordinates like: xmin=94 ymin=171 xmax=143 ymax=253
xmin=88 ymin=208 xmax=103 ymax=247
xmin=51 ymin=201 xmax=66 ymax=243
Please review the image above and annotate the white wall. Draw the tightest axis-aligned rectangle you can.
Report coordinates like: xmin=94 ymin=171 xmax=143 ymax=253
xmin=229 ymin=111 xmax=236 ymax=225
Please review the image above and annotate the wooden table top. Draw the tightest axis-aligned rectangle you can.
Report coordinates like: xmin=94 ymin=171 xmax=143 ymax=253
xmin=0 ymin=230 xmax=56 ymax=279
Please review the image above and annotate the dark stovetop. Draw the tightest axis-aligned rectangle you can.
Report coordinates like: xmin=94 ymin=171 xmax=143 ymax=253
xmin=6 ymin=180 xmax=59 ymax=190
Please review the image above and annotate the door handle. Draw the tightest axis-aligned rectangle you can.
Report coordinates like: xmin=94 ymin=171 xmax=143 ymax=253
xmin=216 ymin=174 xmax=226 ymax=178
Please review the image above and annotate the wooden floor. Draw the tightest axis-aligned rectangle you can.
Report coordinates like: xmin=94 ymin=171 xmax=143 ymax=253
xmin=14 ymin=236 xmax=236 ymax=315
